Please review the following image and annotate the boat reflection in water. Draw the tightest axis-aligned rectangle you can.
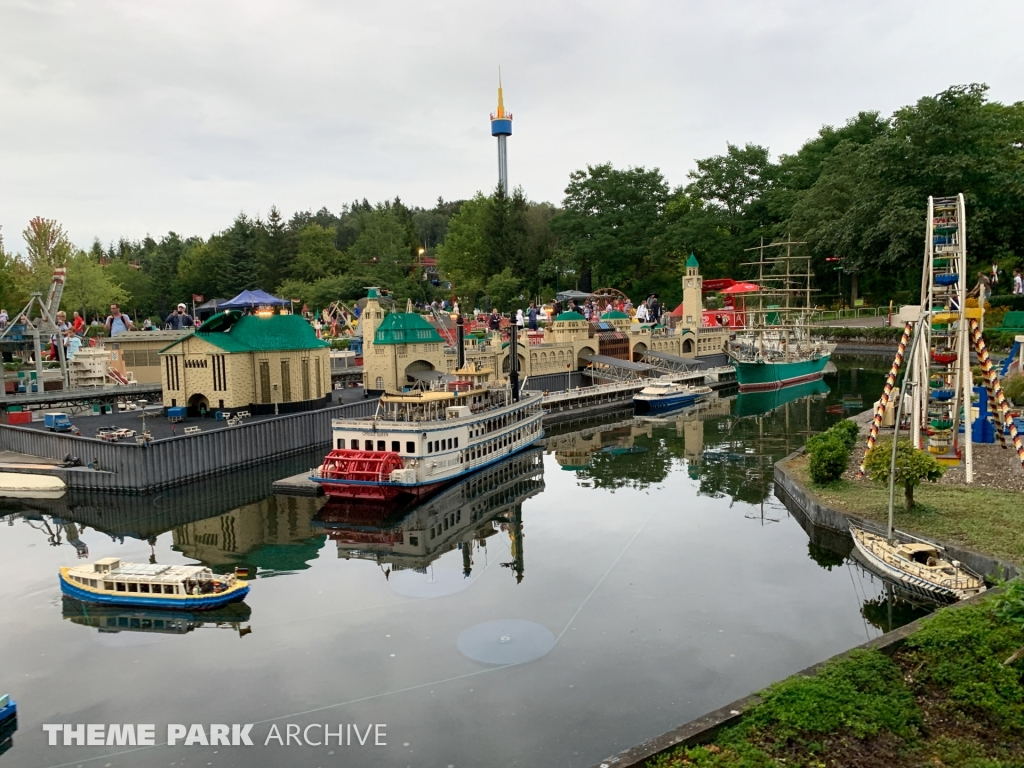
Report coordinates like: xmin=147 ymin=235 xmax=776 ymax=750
xmin=733 ymin=378 xmax=830 ymax=418
xmin=315 ymin=448 xmax=545 ymax=585
xmin=61 ymin=596 xmax=252 ymax=637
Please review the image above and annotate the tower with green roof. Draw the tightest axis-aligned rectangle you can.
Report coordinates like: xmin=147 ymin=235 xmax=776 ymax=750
xmin=682 ymin=253 xmax=703 ymax=332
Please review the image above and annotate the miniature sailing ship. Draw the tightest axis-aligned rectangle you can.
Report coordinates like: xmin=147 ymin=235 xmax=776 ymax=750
xmin=59 ymin=557 xmax=249 ymax=610
xmin=728 ymin=238 xmax=832 ymax=392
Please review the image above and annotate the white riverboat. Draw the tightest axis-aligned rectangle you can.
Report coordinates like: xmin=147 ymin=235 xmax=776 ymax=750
xmin=310 ymin=364 xmax=545 ymax=500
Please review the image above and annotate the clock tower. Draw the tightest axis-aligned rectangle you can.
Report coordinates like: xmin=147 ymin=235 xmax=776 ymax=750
xmin=682 ymin=253 xmax=703 ymax=332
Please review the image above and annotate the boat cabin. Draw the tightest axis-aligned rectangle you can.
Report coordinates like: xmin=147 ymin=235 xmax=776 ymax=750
xmin=896 ymin=543 xmax=942 ymax=567
xmin=65 ymin=558 xmax=237 ymax=596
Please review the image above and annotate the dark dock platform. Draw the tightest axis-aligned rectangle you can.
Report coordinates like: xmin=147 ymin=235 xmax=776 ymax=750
xmin=271 ymin=471 xmax=323 ymax=496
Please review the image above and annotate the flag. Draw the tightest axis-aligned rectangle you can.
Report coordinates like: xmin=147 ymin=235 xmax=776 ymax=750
xmin=192 ymin=294 xmax=204 ymax=303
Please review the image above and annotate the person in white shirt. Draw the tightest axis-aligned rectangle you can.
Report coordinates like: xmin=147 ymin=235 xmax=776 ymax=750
xmin=516 ymin=308 xmax=524 ymax=327
xmin=636 ymin=303 xmax=650 ymax=322
xmin=1013 ymin=269 xmax=1023 ymax=295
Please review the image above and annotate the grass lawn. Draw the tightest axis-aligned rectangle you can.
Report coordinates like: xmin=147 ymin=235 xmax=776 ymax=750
xmin=784 ymin=453 xmax=1024 ymax=565
xmin=649 ymin=591 xmax=1024 ymax=768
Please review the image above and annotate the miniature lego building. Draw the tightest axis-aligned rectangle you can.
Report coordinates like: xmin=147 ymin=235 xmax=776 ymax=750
xmin=159 ymin=311 xmax=330 ymax=416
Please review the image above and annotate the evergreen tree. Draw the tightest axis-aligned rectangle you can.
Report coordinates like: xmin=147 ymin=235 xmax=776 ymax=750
xmin=225 ymin=214 xmax=259 ymax=295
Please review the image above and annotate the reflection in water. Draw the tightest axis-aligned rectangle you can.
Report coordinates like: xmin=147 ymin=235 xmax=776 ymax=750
xmin=318 ymin=448 xmax=545 ymax=585
xmin=61 ymin=596 xmax=252 ymax=637
xmin=172 ymin=495 xmax=325 ymax=576
xmin=733 ymin=378 xmax=830 ymax=418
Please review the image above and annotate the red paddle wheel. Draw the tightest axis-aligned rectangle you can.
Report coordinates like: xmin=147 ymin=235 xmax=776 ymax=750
xmin=317 ymin=450 xmax=406 ymax=500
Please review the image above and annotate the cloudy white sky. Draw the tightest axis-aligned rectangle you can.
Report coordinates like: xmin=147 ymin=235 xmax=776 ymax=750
xmin=1 ymin=0 xmax=1022 ymax=253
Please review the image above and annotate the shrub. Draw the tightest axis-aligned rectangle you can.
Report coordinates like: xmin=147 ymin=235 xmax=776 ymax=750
xmin=1001 ymin=374 xmax=1024 ymax=407
xmin=830 ymin=419 xmax=860 ymax=451
xmin=862 ymin=437 xmax=944 ymax=510
xmin=807 ymin=433 xmax=849 ymax=485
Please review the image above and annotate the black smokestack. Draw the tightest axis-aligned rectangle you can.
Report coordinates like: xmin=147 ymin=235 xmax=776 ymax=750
xmin=456 ymin=313 xmax=465 ymax=370
xmin=509 ymin=320 xmax=519 ymax=402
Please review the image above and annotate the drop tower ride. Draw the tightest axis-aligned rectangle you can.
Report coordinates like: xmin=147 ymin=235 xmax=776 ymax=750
xmin=490 ymin=71 xmax=512 ymax=194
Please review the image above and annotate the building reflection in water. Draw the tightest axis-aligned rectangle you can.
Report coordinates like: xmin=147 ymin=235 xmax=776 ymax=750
xmin=317 ymin=448 xmax=545 ymax=585
xmin=172 ymin=495 xmax=324 ymax=576
xmin=61 ymin=596 xmax=252 ymax=638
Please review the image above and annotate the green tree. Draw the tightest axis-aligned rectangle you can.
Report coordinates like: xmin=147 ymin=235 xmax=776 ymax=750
xmin=554 ymin=164 xmax=669 ymax=295
xmin=349 ymin=206 xmax=413 ymax=295
xmin=258 ymin=206 xmax=292 ymax=290
xmin=22 ymin=217 xmax=75 ymax=293
xmin=863 ymin=438 xmax=945 ymax=510
xmin=0 ymin=226 xmax=28 ymax=312
xmin=176 ymin=238 xmax=229 ymax=301
xmin=790 ymin=84 xmax=1024 ymax=303
xmin=437 ymin=193 xmax=491 ymax=304
xmin=224 ymin=214 xmax=259 ymax=295
xmin=485 ymin=267 xmax=521 ymax=311
xmin=63 ymin=250 xmax=130 ymax=316
xmin=293 ymin=223 xmax=348 ymax=282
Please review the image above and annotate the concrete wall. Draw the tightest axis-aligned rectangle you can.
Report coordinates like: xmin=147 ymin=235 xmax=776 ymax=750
xmin=0 ymin=398 xmax=378 ymax=492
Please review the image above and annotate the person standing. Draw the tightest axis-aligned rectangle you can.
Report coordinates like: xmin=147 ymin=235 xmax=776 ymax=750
xmin=1014 ymin=269 xmax=1023 ymax=296
xmin=105 ymin=304 xmax=134 ymax=336
xmin=968 ymin=271 xmax=991 ymax=305
xmin=636 ymin=302 xmax=650 ymax=323
xmin=488 ymin=307 xmax=502 ymax=332
xmin=516 ymin=308 xmax=525 ymax=328
xmin=527 ymin=301 xmax=539 ymax=331
xmin=72 ymin=311 xmax=85 ymax=335
xmin=164 ymin=303 xmax=195 ymax=330
xmin=0 ymin=309 xmax=7 ymax=330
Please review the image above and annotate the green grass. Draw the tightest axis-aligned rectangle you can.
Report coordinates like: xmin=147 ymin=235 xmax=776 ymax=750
xmin=648 ymin=597 xmax=1024 ymax=768
xmin=786 ymin=455 xmax=1024 ymax=564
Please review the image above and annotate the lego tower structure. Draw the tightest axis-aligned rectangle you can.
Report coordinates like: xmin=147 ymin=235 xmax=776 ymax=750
xmin=490 ymin=71 xmax=512 ymax=194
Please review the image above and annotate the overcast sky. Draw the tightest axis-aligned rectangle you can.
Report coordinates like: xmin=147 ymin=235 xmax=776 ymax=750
xmin=1 ymin=0 xmax=1022 ymax=253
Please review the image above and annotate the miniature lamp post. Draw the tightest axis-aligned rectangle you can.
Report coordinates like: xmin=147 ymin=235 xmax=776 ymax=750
xmin=272 ymin=383 xmax=279 ymax=416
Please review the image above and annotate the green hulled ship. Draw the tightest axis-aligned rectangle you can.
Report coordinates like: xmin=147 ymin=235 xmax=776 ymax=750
xmin=728 ymin=237 xmax=832 ymax=393
xmin=732 ymin=353 xmax=831 ymax=393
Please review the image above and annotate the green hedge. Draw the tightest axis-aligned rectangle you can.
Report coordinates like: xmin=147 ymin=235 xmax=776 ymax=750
xmin=989 ymin=295 xmax=1024 ymax=311
xmin=805 ymin=419 xmax=859 ymax=485
xmin=813 ymin=326 xmax=905 ymax=343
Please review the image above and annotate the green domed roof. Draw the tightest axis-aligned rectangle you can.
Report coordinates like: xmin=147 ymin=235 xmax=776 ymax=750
xmin=553 ymin=311 xmax=586 ymax=323
xmin=602 ymin=310 xmax=630 ymax=319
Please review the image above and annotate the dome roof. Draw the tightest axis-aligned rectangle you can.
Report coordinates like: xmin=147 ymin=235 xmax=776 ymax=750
xmin=553 ymin=311 xmax=586 ymax=323
xmin=602 ymin=310 xmax=630 ymax=319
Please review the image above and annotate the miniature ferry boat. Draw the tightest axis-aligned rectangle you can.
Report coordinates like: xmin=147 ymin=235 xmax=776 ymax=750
xmin=632 ymin=381 xmax=712 ymax=414
xmin=849 ymin=524 xmax=986 ymax=602
xmin=311 ymin=364 xmax=545 ymax=500
xmin=59 ymin=557 xmax=249 ymax=609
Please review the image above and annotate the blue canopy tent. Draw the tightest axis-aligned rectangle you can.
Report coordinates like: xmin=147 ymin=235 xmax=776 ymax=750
xmin=220 ymin=289 xmax=288 ymax=309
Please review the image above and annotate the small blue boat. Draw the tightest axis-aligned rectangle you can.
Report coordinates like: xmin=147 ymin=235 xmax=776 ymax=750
xmin=0 ymin=694 xmax=16 ymax=754
xmin=633 ymin=381 xmax=712 ymax=414
xmin=60 ymin=557 xmax=248 ymax=610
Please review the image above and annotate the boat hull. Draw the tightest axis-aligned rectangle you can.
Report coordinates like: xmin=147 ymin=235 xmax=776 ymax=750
xmin=633 ymin=392 xmax=705 ymax=414
xmin=733 ymin=354 xmax=831 ymax=392
xmin=849 ymin=526 xmax=984 ymax=603
xmin=59 ymin=569 xmax=249 ymax=610
xmin=311 ymin=436 xmax=544 ymax=500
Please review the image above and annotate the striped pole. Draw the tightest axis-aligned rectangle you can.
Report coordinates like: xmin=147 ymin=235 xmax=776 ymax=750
xmin=970 ymin=319 xmax=1024 ymax=469
xmin=982 ymin=371 xmax=1007 ymax=450
xmin=860 ymin=321 xmax=914 ymax=474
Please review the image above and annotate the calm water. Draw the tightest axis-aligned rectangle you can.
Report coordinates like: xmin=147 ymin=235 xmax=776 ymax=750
xmin=0 ymin=358 xmax=924 ymax=768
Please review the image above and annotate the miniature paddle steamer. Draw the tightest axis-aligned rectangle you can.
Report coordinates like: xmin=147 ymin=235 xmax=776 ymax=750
xmin=311 ymin=362 xmax=544 ymax=500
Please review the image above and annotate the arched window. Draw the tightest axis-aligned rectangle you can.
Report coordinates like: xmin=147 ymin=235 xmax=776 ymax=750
xmin=375 ymin=376 xmax=384 ymax=389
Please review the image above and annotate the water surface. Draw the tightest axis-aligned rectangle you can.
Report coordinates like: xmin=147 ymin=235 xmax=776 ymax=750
xmin=0 ymin=357 xmax=926 ymax=768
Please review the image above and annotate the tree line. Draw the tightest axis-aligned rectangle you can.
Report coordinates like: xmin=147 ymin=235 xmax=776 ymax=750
xmin=1 ymin=83 xmax=1020 ymax=321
